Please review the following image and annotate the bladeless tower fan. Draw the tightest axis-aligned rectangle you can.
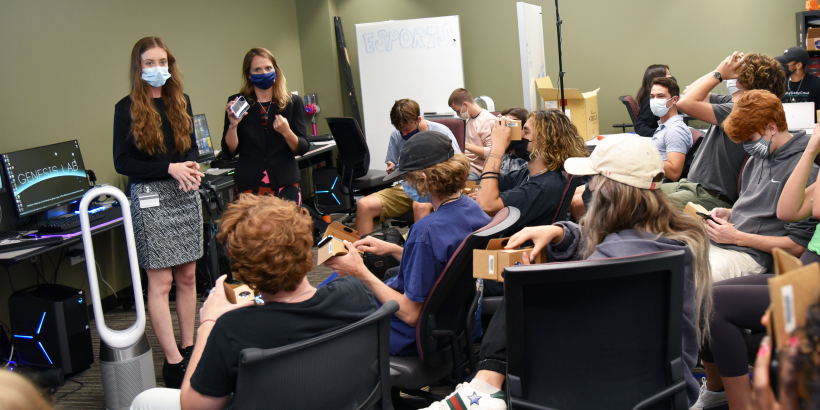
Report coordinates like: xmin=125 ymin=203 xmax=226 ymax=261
xmin=79 ymin=186 xmax=155 ymax=409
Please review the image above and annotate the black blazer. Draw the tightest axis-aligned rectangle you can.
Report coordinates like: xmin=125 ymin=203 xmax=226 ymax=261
xmin=221 ymin=93 xmax=310 ymax=192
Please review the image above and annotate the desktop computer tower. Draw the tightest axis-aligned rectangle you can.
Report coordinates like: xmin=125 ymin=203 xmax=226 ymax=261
xmin=9 ymin=284 xmax=94 ymax=376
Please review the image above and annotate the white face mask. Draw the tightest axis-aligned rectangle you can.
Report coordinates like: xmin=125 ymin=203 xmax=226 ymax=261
xmin=649 ymin=97 xmax=674 ymax=117
xmin=726 ymin=79 xmax=741 ymax=95
xmin=458 ymin=103 xmax=469 ymax=119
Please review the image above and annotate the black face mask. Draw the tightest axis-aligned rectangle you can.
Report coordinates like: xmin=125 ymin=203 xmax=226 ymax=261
xmin=401 ymin=127 xmax=419 ymax=141
xmin=670 ymin=76 xmax=678 ymax=85
xmin=508 ymin=139 xmax=531 ymax=161
xmin=782 ymin=63 xmax=793 ymax=79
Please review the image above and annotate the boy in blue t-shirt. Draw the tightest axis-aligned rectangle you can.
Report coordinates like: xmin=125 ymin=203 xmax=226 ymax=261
xmin=325 ymin=131 xmax=490 ymax=356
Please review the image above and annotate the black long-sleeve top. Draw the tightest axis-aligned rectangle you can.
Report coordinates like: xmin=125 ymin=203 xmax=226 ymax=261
xmin=113 ymin=95 xmax=198 ymax=184
xmin=634 ymin=97 xmax=660 ymax=137
xmin=221 ymin=93 xmax=309 ymax=192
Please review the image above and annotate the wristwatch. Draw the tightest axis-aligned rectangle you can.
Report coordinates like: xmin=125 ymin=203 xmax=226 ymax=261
xmin=712 ymin=71 xmax=723 ymax=82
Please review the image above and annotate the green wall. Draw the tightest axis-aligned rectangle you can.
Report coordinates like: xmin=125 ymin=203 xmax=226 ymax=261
xmin=301 ymin=0 xmax=804 ymax=137
xmin=0 ymin=0 xmax=303 ymax=325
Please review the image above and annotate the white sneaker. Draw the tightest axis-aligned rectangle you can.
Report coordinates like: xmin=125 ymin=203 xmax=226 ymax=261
xmin=420 ymin=382 xmax=507 ymax=410
xmin=690 ymin=377 xmax=728 ymax=409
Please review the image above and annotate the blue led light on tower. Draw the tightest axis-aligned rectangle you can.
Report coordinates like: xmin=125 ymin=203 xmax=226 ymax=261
xmin=8 ymin=284 xmax=93 ymax=375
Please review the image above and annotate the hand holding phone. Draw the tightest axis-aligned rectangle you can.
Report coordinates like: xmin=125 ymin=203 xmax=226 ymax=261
xmin=229 ymin=96 xmax=250 ymax=121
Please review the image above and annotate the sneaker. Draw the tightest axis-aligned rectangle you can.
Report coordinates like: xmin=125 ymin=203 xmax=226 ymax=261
xmin=690 ymin=377 xmax=727 ymax=409
xmin=162 ymin=358 xmax=186 ymax=389
xmin=420 ymin=382 xmax=507 ymax=410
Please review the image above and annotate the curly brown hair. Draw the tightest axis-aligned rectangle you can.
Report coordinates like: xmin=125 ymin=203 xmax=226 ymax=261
xmin=528 ymin=110 xmax=589 ymax=171
xmin=737 ymin=53 xmax=786 ymax=98
xmin=404 ymin=153 xmax=470 ymax=199
xmin=723 ymin=90 xmax=787 ymax=143
xmin=216 ymin=194 xmax=314 ymax=295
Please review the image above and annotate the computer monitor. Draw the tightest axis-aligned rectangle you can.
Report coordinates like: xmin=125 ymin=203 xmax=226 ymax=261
xmin=1 ymin=140 xmax=90 ymax=218
xmin=193 ymin=114 xmax=215 ymax=163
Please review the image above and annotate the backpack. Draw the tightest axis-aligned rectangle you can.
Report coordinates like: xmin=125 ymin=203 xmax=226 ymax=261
xmin=361 ymin=227 xmax=405 ymax=280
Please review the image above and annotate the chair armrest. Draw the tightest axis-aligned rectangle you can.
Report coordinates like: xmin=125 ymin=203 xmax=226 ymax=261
xmin=612 ymin=123 xmax=634 ymax=133
xmin=631 ymin=379 xmax=686 ymax=410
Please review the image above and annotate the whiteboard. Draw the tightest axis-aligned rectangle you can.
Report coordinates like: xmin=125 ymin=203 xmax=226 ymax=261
xmin=517 ymin=2 xmax=546 ymax=111
xmin=356 ymin=16 xmax=464 ymax=165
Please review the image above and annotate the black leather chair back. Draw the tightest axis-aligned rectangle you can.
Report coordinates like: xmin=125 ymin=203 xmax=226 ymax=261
xmin=326 ymin=117 xmax=371 ymax=181
xmin=505 ymin=251 xmax=688 ymax=410
xmin=236 ymin=301 xmax=398 ymax=410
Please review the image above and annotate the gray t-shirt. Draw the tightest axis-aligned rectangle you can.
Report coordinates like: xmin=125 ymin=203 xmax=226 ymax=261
xmin=384 ymin=121 xmax=460 ymax=165
xmin=650 ymin=114 xmax=692 ymax=160
xmin=686 ymin=94 xmax=747 ymax=202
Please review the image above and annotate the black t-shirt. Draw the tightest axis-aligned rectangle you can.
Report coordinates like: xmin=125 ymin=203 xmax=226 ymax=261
xmin=190 ymin=276 xmax=378 ymax=397
xmin=498 ymin=168 xmax=567 ymax=233
xmin=782 ymin=74 xmax=820 ymax=122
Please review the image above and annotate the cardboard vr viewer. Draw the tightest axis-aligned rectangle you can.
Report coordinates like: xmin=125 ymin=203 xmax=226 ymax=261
xmin=474 ymin=238 xmax=546 ymax=282
xmin=317 ymin=222 xmax=364 ymax=265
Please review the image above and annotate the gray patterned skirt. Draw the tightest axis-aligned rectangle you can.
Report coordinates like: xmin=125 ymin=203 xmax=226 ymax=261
xmin=130 ymin=179 xmax=203 ymax=270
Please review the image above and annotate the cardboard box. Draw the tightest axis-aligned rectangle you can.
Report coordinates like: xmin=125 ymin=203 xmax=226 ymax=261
xmin=223 ymin=282 xmax=256 ymax=304
xmin=535 ymin=76 xmax=600 ymax=141
xmin=507 ymin=119 xmax=522 ymax=140
xmin=317 ymin=222 xmax=363 ymax=265
xmin=766 ymin=249 xmax=820 ymax=350
xmin=463 ymin=181 xmax=479 ymax=195
xmin=684 ymin=202 xmax=733 ymax=225
xmin=473 ymin=238 xmax=546 ymax=282
xmin=808 ymin=28 xmax=820 ymax=51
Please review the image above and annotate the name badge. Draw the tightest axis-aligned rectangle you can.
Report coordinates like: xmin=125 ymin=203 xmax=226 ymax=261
xmin=138 ymin=192 xmax=160 ymax=209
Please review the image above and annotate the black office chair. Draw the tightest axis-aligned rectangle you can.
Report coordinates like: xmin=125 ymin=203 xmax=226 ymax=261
xmin=390 ymin=207 xmax=520 ymax=407
xmin=504 ymin=251 xmax=688 ymax=410
xmin=313 ymin=117 xmax=393 ymax=219
xmin=235 ymin=301 xmax=398 ymax=410
xmin=613 ymin=95 xmax=639 ymax=133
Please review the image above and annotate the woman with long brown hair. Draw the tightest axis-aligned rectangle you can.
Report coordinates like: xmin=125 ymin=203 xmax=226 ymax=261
xmin=221 ymin=48 xmax=309 ymax=202
xmin=113 ymin=36 xmax=203 ymax=388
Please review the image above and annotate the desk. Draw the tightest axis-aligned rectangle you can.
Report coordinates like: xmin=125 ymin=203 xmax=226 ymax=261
xmin=297 ymin=141 xmax=336 ymax=170
xmin=0 ymin=206 xmax=124 ymax=265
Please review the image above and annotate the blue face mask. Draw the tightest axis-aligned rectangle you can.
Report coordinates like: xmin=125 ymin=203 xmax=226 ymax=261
xmin=401 ymin=127 xmax=420 ymax=141
xmin=141 ymin=66 xmax=171 ymax=88
xmin=249 ymin=70 xmax=276 ymax=90
xmin=401 ymin=180 xmax=431 ymax=203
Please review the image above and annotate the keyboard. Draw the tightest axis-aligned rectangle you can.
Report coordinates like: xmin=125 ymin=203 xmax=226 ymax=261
xmin=38 ymin=207 xmax=107 ymax=233
xmin=0 ymin=236 xmax=63 ymax=253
